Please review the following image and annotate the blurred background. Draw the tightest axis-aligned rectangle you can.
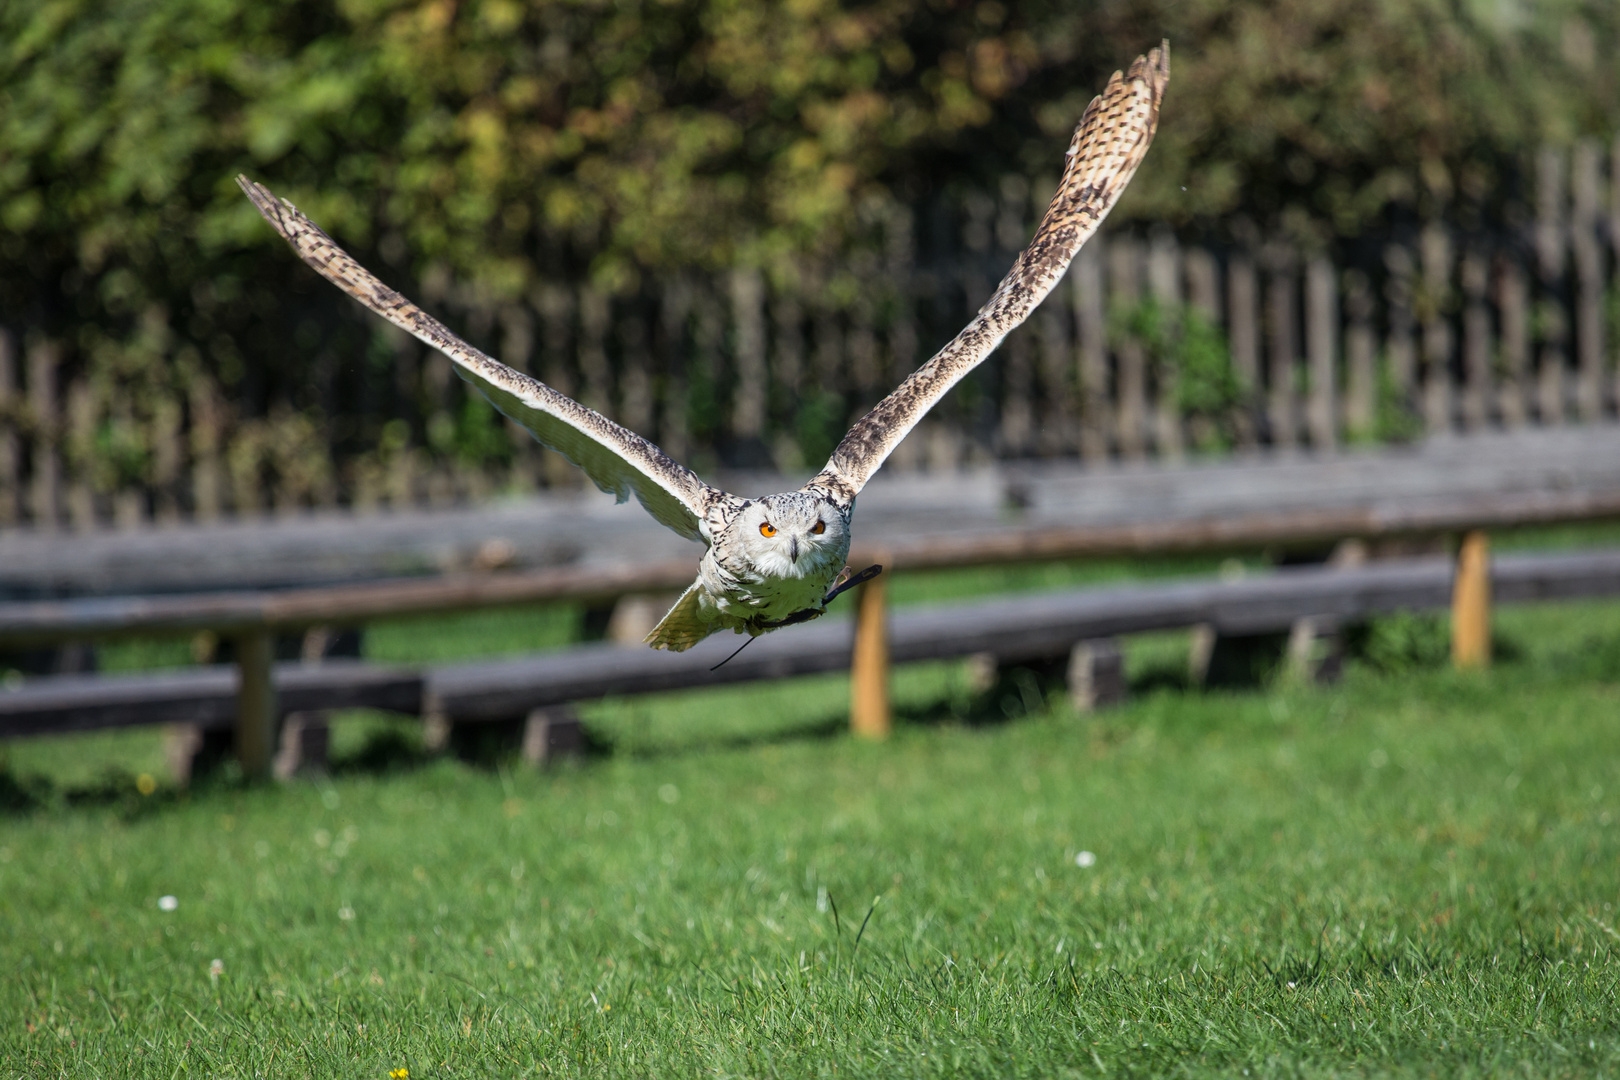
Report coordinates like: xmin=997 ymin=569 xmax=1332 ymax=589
xmin=2 ymin=0 xmax=1618 ymax=526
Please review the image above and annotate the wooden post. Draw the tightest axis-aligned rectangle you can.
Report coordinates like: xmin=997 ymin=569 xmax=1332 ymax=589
xmin=234 ymin=631 xmax=278 ymax=780
xmin=850 ymin=569 xmax=890 ymax=739
xmin=1451 ymin=531 xmax=1491 ymax=670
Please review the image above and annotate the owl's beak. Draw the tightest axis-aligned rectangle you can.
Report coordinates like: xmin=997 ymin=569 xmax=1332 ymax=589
xmin=789 ymin=537 xmax=800 ymax=563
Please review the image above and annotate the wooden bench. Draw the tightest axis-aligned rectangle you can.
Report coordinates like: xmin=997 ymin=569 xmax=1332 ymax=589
xmin=6 ymin=548 xmax=1619 ymax=778
xmin=5 ymin=426 xmax=1620 ymax=775
xmin=5 ymin=427 xmax=1618 ymax=599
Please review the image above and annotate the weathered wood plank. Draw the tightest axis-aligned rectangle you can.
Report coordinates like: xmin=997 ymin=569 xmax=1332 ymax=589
xmin=0 ymin=661 xmax=422 ymax=738
xmin=8 ymin=550 xmax=1620 ymax=740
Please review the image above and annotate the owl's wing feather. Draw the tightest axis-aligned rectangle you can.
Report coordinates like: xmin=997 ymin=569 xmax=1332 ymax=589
xmin=810 ymin=43 xmax=1169 ymax=504
xmin=239 ymin=177 xmax=725 ymax=543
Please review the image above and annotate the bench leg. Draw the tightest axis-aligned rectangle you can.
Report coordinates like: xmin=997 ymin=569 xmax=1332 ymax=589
xmin=165 ymin=724 xmax=233 ymax=786
xmin=234 ymin=631 xmax=278 ymax=781
xmin=1068 ymin=638 xmax=1127 ymax=712
xmin=273 ymin=713 xmax=330 ymax=779
xmin=521 ymin=706 xmax=584 ymax=766
xmin=1286 ymin=616 xmax=1344 ymax=684
xmin=850 ymin=574 xmax=891 ymax=739
xmin=1452 ymin=530 xmax=1491 ymax=669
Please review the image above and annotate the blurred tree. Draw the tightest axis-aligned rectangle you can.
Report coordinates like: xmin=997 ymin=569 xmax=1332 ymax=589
xmin=0 ymin=0 xmax=1614 ymax=508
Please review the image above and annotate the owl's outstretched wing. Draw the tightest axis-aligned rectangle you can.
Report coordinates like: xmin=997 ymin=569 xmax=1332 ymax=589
xmin=239 ymin=177 xmax=729 ymax=544
xmin=808 ymin=43 xmax=1169 ymax=504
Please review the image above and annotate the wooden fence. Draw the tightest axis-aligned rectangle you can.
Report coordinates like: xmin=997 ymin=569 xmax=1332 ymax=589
xmin=1 ymin=139 xmax=1617 ymax=530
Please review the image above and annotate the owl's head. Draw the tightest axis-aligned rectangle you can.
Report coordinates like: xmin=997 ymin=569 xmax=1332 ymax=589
xmin=732 ymin=492 xmax=850 ymax=580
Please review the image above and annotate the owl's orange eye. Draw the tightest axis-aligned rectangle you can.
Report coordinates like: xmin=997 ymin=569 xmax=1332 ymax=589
xmin=759 ymin=522 xmax=777 ymax=538
xmin=811 ymin=520 xmax=826 ymax=535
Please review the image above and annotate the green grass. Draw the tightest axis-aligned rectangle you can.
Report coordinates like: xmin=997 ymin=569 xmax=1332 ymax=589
xmin=4 ymin=576 xmax=1620 ymax=1076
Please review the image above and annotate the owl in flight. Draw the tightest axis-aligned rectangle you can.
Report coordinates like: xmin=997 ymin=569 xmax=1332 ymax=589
xmin=241 ymin=44 xmax=1167 ymax=652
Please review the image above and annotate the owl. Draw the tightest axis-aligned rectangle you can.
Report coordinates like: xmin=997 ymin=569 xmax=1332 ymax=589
xmin=239 ymin=44 xmax=1168 ymax=651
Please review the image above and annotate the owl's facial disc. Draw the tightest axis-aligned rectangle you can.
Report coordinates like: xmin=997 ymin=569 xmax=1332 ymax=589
xmin=744 ymin=495 xmax=847 ymax=579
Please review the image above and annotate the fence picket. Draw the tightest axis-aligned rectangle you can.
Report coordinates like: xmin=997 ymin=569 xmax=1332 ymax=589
xmin=1264 ymin=244 xmax=1299 ymax=449
xmin=1460 ymin=249 xmax=1492 ymax=431
xmin=658 ymin=277 xmax=693 ymax=467
xmin=1110 ymin=236 xmax=1146 ymax=460
xmin=4 ymin=136 xmax=1619 ymax=530
xmin=1572 ymin=141 xmax=1606 ymax=421
xmin=0 ymin=329 xmax=17 ymax=527
xmin=1535 ymin=146 xmax=1569 ymax=425
xmin=1420 ymin=226 xmax=1454 ymax=433
xmin=1148 ymin=230 xmax=1184 ymax=461
xmin=1072 ymin=239 xmax=1110 ymax=463
xmin=1384 ymin=245 xmax=1418 ymax=434
xmin=1342 ymin=270 xmax=1376 ymax=439
xmin=26 ymin=339 xmax=62 ymax=531
xmin=1226 ymin=247 xmax=1260 ymax=449
xmin=1305 ymin=256 xmax=1338 ymax=449
xmin=1497 ymin=258 xmax=1530 ymax=428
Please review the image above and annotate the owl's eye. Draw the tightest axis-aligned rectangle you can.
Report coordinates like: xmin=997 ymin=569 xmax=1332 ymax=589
xmin=759 ymin=522 xmax=777 ymax=538
xmin=811 ymin=520 xmax=826 ymax=535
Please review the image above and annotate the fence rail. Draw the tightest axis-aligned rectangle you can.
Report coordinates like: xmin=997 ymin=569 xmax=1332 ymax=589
xmin=2 ymin=139 xmax=1617 ymax=530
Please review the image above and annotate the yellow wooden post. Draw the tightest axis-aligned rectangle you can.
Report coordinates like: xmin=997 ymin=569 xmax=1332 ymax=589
xmin=234 ymin=631 xmax=278 ymax=779
xmin=1451 ymin=530 xmax=1491 ymax=670
xmin=850 ymin=571 xmax=891 ymax=739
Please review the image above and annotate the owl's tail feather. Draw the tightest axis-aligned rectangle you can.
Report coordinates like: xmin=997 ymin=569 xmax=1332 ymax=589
xmin=645 ymin=580 xmax=722 ymax=652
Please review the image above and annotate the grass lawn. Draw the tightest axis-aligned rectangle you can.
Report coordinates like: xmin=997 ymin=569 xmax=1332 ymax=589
xmin=3 ymin=576 xmax=1620 ymax=1076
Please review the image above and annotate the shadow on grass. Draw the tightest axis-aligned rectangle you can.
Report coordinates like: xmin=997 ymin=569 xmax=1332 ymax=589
xmin=0 ymin=763 xmax=190 ymax=819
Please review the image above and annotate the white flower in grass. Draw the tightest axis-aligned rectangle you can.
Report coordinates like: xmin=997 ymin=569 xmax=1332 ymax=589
xmin=158 ymin=895 xmax=179 ymax=912
xmin=338 ymin=906 xmax=355 ymax=921
xmin=1074 ymin=851 xmax=1097 ymax=868
xmin=209 ymin=959 xmax=224 ymax=983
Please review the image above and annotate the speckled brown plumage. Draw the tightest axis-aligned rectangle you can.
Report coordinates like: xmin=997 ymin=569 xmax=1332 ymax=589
xmin=812 ymin=42 xmax=1169 ymax=499
xmin=237 ymin=176 xmax=734 ymax=544
xmin=238 ymin=42 xmax=1166 ymax=650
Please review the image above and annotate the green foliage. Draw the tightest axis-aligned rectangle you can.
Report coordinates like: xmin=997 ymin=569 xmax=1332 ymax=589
xmin=1373 ymin=346 xmax=1427 ymax=444
xmin=2 ymin=0 xmax=1617 ymax=508
xmin=1355 ymin=610 xmax=1452 ymax=672
xmin=1113 ymin=295 xmax=1245 ymax=452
